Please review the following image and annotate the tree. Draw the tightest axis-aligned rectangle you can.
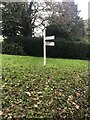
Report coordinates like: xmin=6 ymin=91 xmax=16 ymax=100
xmin=2 ymin=2 xmax=37 ymax=37
xmin=2 ymin=2 xmax=50 ymax=38
xmin=2 ymin=3 xmax=27 ymax=37
xmin=46 ymin=1 xmax=85 ymax=40
xmin=2 ymin=2 xmax=40 ymax=37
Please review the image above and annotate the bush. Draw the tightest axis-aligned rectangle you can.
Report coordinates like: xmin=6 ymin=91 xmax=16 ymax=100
xmin=22 ymin=37 xmax=43 ymax=57
xmin=3 ymin=36 xmax=43 ymax=57
xmin=2 ymin=41 xmax=26 ymax=55
xmin=0 ymin=42 xmax=2 ymax=54
xmin=46 ymin=38 xmax=89 ymax=60
xmin=2 ymin=36 xmax=90 ymax=60
xmin=22 ymin=37 xmax=90 ymax=60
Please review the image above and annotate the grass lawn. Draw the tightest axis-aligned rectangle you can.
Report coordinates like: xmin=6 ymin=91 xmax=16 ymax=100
xmin=2 ymin=54 xmax=88 ymax=119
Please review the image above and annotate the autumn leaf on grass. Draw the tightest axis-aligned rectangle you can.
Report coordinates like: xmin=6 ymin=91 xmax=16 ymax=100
xmin=72 ymin=102 xmax=80 ymax=110
xmin=68 ymin=95 xmax=74 ymax=101
xmin=25 ymin=92 xmax=31 ymax=96
xmin=0 ymin=111 xmax=3 ymax=116
xmin=75 ymin=105 xmax=80 ymax=109
xmin=34 ymin=104 xmax=38 ymax=108
xmin=74 ymin=92 xmax=81 ymax=98
xmin=37 ymin=101 xmax=42 ymax=105
xmin=37 ymin=91 xmax=43 ymax=95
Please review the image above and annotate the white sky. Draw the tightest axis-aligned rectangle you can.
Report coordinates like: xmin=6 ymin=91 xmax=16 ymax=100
xmin=75 ymin=0 xmax=89 ymax=20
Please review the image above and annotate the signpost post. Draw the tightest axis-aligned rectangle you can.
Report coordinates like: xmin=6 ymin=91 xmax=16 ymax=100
xmin=43 ymin=29 xmax=46 ymax=65
xmin=43 ymin=28 xmax=55 ymax=65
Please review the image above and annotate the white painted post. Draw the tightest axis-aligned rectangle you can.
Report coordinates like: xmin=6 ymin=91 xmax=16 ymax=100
xmin=43 ymin=28 xmax=46 ymax=65
xmin=43 ymin=28 xmax=55 ymax=65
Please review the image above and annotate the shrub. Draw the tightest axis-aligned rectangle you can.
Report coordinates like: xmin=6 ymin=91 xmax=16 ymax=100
xmin=2 ymin=36 xmax=90 ymax=60
xmin=3 ymin=36 xmax=43 ymax=57
xmin=22 ymin=37 xmax=43 ymax=57
xmin=2 ymin=41 xmax=26 ymax=55
xmin=46 ymin=38 xmax=89 ymax=60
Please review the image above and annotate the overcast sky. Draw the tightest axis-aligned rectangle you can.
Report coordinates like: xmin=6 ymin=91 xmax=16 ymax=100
xmin=75 ymin=0 xmax=89 ymax=20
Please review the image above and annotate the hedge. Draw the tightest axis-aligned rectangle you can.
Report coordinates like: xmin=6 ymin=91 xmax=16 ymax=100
xmin=2 ymin=36 xmax=90 ymax=60
xmin=2 ymin=41 xmax=26 ymax=55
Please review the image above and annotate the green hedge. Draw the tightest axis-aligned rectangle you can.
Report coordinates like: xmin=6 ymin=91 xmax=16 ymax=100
xmin=2 ymin=41 xmax=26 ymax=55
xmin=2 ymin=36 xmax=43 ymax=56
xmin=2 ymin=36 xmax=90 ymax=60
xmin=46 ymin=39 xmax=89 ymax=60
xmin=22 ymin=37 xmax=43 ymax=57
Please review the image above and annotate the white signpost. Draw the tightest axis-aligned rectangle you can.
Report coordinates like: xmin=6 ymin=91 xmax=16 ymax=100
xmin=43 ymin=28 xmax=55 ymax=65
xmin=46 ymin=41 xmax=55 ymax=46
xmin=45 ymin=36 xmax=55 ymax=40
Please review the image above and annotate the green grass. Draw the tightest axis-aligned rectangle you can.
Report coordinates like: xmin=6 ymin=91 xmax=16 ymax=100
xmin=2 ymin=54 xmax=88 ymax=119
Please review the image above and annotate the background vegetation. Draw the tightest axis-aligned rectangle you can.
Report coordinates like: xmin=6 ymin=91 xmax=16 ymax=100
xmin=2 ymin=36 xmax=90 ymax=59
xmin=1 ymin=1 xmax=89 ymax=59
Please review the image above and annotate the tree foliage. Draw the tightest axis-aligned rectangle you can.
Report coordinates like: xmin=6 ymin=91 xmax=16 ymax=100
xmin=2 ymin=1 xmax=85 ymax=41
xmin=46 ymin=1 xmax=85 ymax=40
xmin=2 ymin=2 xmax=51 ymax=38
xmin=2 ymin=3 xmax=26 ymax=37
xmin=2 ymin=2 xmax=44 ymax=37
